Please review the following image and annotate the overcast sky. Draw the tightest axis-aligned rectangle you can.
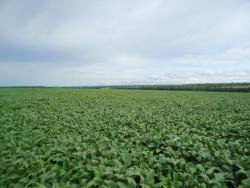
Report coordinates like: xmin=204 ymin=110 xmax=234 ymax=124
xmin=0 ymin=0 xmax=250 ymax=86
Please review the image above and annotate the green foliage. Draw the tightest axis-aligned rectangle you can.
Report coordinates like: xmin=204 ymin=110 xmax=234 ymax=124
xmin=0 ymin=88 xmax=249 ymax=187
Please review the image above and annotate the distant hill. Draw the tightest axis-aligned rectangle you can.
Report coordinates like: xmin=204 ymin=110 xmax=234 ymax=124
xmin=111 ymin=83 xmax=250 ymax=92
xmin=1 ymin=83 xmax=250 ymax=92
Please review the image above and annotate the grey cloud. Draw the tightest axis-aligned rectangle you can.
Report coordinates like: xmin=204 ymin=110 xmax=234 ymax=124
xmin=0 ymin=0 xmax=250 ymax=85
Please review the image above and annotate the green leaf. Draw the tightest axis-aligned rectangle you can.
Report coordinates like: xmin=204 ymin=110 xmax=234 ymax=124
xmin=242 ymin=178 xmax=250 ymax=186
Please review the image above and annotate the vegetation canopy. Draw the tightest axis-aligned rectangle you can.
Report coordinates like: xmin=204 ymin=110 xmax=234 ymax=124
xmin=0 ymin=89 xmax=249 ymax=187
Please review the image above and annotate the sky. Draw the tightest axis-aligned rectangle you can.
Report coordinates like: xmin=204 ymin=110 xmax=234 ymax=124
xmin=0 ymin=0 xmax=250 ymax=86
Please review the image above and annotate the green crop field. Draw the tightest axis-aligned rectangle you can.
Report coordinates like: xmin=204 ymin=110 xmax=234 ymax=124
xmin=0 ymin=88 xmax=249 ymax=188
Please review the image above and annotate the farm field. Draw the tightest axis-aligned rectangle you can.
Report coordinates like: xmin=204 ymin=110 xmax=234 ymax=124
xmin=0 ymin=88 xmax=249 ymax=187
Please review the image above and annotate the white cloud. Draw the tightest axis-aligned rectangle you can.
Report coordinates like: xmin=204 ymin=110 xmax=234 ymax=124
xmin=223 ymin=48 xmax=250 ymax=61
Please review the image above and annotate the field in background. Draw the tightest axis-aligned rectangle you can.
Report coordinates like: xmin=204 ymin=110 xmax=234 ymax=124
xmin=0 ymin=89 xmax=249 ymax=187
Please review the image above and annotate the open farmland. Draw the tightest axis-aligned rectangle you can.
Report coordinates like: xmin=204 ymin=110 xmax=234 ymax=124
xmin=0 ymin=88 xmax=249 ymax=187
